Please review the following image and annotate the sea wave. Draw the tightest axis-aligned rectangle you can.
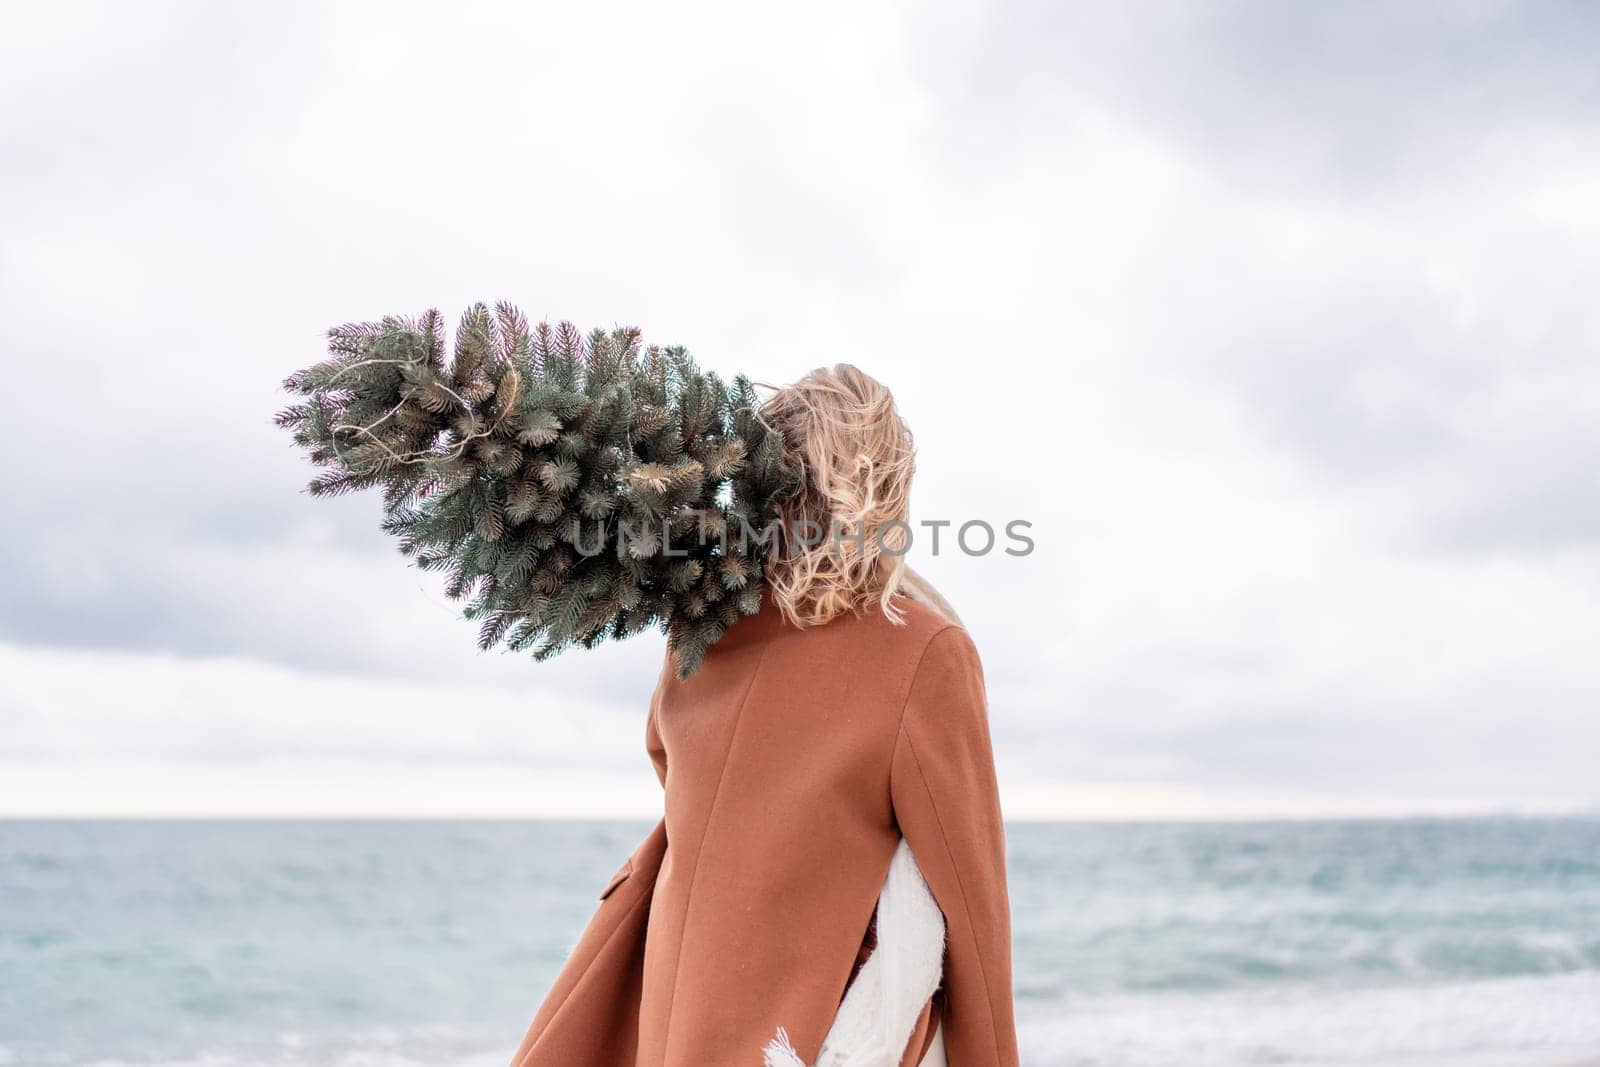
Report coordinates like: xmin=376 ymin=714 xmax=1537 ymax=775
xmin=1018 ymin=971 xmax=1600 ymax=1067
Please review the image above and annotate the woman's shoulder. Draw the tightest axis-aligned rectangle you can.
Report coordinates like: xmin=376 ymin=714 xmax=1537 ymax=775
xmin=786 ymin=589 xmax=972 ymax=676
xmin=888 ymin=592 xmax=966 ymax=647
xmin=686 ymin=584 xmax=976 ymax=688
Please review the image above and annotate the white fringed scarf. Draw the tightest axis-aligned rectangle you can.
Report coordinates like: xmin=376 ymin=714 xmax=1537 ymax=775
xmin=762 ymin=838 xmax=946 ymax=1067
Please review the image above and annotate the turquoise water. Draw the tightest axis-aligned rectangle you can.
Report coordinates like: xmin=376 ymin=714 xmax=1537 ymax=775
xmin=3 ymin=819 xmax=1599 ymax=1066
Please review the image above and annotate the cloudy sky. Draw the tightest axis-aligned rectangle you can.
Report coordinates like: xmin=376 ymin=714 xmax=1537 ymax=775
xmin=3 ymin=1 xmax=1596 ymax=818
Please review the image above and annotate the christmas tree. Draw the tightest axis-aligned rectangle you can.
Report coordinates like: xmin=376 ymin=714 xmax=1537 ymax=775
xmin=277 ymin=303 xmax=797 ymax=676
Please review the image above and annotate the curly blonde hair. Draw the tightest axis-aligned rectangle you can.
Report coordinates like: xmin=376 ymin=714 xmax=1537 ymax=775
xmin=760 ymin=363 xmax=916 ymax=628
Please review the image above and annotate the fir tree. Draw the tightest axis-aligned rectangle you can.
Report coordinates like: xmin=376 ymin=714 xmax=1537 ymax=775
xmin=277 ymin=303 xmax=797 ymax=676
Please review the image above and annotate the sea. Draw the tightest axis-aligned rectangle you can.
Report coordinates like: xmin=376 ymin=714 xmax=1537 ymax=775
xmin=2 ymin=818 xmax=1598 ymax=1067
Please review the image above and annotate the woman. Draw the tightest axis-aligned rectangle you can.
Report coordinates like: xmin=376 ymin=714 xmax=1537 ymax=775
xmin=510 ymin=366 xmax=1019 ymax=1067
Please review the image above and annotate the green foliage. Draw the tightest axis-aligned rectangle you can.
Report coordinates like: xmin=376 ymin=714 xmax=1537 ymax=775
xmin=277 ymin=303 xmax=797 ymax=676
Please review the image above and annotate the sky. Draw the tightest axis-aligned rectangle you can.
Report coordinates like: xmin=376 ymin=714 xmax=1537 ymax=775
xmin=2 ymin=0 xmax=1597 ymax=818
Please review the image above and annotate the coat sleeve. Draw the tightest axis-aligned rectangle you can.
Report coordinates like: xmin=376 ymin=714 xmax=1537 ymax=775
xmin=889 ymin=625 xmax=1020 ymax=1067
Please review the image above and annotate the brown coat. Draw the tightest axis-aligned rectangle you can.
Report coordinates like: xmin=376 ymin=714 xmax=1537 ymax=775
xmin=509 ymin=592 xmax=1019 ymax=1066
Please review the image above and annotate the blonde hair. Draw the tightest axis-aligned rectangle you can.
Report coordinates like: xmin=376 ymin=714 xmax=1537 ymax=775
xmin=760 ymin=363 xmax=916 ymax=628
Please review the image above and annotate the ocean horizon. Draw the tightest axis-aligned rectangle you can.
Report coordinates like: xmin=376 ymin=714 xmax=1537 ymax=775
xmin=4 ymin=817 xmax=1598 ymax=1067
